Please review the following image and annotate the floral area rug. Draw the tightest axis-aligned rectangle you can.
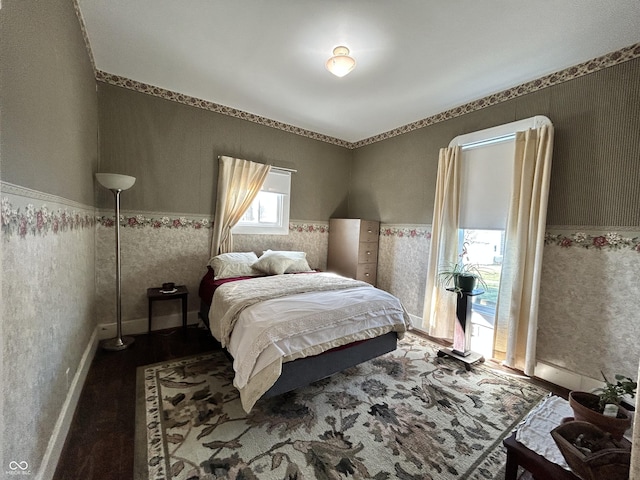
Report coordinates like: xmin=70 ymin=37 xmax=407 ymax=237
xmin=135 ymin=334 xmax=547 ymax=480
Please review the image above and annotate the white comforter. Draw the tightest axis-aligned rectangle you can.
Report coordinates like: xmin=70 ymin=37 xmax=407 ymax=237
xmin=209 ymin=272 xmax=412 ymax=412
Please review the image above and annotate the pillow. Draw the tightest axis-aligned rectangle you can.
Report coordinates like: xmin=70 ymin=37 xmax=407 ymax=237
xmin=208 ymin=252 xmax=260 ymax=280
xmin=252 ymin=253 xmax=295 ymax=275
xmin=284 ymin=258 xmax=313 ymax=273
xmin=261 ymin=250 xmax=313 ymax=273
xmin=261 ymin=250 xmax=306 ymax=259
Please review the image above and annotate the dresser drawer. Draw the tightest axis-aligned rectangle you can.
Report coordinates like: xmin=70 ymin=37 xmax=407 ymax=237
xmin=356 ymin=263 xmax=377 ymax=285
xmin=359 ymin=221 xmax=379 ymax=243
xmin=357 ymin=243 xmax=378 ymax=264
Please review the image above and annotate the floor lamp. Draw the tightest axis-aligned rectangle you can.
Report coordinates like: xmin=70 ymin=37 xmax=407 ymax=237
xmin=96 ymin=173 xmax=136 ymax=351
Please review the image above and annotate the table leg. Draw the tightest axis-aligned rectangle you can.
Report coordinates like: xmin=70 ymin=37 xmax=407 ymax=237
xmin=148 ymin=298 xmax=152 ymax=333
xmin=504 ymin=448 xmax=519 ymax=480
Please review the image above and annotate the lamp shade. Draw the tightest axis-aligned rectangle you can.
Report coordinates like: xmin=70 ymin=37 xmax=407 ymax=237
xmin=95 ymin=173 xmax=136 ymax=191
xmin=326 ymin=46 xmax=356 ymax=77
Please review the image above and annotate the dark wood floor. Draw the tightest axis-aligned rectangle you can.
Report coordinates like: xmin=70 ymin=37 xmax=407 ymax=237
xmin=53 ymin=326 xmax=220 ymax=480
xmin=53 ymin=327 xmax=568 ymax=480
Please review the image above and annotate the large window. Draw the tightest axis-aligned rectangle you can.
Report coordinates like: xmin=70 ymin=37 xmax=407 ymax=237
xmin=232 ymin=169 xmax=291 ymax=235
xmin=458 ymin=138 xmax=513 ymax=357
xmin=431 ymin=116 xmax=552 ymax=363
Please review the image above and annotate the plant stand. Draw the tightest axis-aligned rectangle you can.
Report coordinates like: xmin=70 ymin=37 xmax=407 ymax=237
xmin=437 ymin=288 xmax=485 ymax=370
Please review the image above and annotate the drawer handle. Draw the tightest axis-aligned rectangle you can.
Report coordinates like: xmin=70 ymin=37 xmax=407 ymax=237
xmin=366 ymin=251 xmax=371 ymax=255
xmin=367 ymin=230 xmax=372 ymax=233
xmin=365 ymin=273 xmax=370 ymax=276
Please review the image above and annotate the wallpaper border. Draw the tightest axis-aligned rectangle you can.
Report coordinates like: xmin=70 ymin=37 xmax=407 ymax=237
xmin=354 ymin=43 xmax=640 ymax=148
xmin=1 ymin=183 xmax=95 ymax=239
xmin=544 ymin=231 xmax=640 ymax=251
xmin=4 ymin=189 xmax=639 ymax=254
xmin=87 ymin=41 xmax=640 ymax=149
xmin=0 ymin=191 xmax=331 ymax=238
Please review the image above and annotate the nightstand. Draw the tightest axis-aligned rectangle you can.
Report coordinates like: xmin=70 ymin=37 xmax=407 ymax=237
xmin=147 ymin=285 xmax=189 ymax=334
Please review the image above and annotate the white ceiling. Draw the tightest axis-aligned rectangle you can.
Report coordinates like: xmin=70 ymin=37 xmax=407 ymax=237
xmin=78 ymin=0 xmax=640 ymax=143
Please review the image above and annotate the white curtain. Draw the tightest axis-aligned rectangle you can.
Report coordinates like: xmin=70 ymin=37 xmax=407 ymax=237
xmin=210 ymin=156 xmax=271 ymax=256
xmin=493 ymin=125 xmax=554 ymax=375
xmin=422 ymin=146 xmax=462 ymax=339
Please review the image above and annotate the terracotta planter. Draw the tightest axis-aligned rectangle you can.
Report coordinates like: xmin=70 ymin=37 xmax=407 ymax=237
xmin=568 ymin=391 xmax=632 ymax=441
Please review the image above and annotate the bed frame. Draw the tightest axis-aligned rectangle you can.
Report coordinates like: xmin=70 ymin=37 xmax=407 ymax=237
xmin=199 ymin=301 xmax=398 ymax=398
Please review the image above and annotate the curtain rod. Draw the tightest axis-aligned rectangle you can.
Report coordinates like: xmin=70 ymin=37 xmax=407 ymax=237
xmin=461 ymin=133 xmax=515 ymax=150
xmin=449 ymin=115 xmax=552 ymax=148
xmin=217 ymin=156 xmax=297 ymax=173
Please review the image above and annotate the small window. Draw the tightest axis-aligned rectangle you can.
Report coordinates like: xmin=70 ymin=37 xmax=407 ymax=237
xmin=232 ymin=169 xmax=291 ymax=235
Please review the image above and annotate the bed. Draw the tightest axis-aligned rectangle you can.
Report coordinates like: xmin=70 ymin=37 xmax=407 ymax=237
xmin=198 ymin=251 xmax=412 ymax=412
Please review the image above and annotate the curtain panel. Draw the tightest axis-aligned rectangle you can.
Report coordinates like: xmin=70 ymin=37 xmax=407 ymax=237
xmin=493 ymin=125 xmax=554 ymax=375
xmin=422 ymin=146 xmax=462 ymax=339
xmin=210 ymin=156 xmax=271 ymax=257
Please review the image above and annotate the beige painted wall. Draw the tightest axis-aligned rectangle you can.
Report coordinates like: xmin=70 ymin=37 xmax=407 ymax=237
xmin=97 ymin=84 xmax=352 ymax=221
xmin=1 ymin=0 xmax=98 ymax=475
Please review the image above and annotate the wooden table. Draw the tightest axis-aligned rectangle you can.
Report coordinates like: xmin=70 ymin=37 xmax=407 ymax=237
xmin=147 ymin=285 xmax=189 ymax=333
xmin=503 ymin=431 xmax=579 ymax=480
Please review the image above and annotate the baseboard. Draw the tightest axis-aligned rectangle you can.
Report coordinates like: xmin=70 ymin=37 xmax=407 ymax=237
xmin=407 ymin=313 xmax=422 ymax=329
xmin=534 ymin=360 xmax=603 ymax=393
xmin=36 ymin=327 xmax=99 ymax=480
xmin=98 ymin=311 xmax=201 ymax=339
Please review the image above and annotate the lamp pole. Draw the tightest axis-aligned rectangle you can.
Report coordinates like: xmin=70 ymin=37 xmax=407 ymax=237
xmin=101 ymin=187 xmax=134 ymax=350
xmin=95 ymin=173 xmax=136 ymax=351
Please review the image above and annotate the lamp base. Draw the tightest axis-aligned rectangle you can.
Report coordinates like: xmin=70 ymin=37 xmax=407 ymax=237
xmin=101 ymin=336 xmax=135 ymax=351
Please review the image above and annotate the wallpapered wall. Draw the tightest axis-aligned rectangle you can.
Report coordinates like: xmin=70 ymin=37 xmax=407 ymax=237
xmin=88 ymin=209 xmax=640 ymax=384
xmin=3 ymin=0 xmax=640 ymax=476
xmin=348 ymin=56 xmax=640 ymax=383
xmin=93 ymin=54 xmax=640 ymax=386
xmin=94 ymin=214 xmax=330 ymax=325
xmin=96 ymin=84 xmax=353 ymax=221
xmin=1 ymin=188 xmax=96 ymax=475
xmin=1 ymin=0 xmax=98 ymax=476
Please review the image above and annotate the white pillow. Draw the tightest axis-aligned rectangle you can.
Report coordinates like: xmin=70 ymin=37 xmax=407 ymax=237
xmin=252 ymin=253 xmax=295 ymax=275
xmin=261 ymin=250 xmax=306 ymax=259
xmin=208 ymin=252 xmax=260 ymax=280
xmin=261 ymin=250 xmax=313 ymax=273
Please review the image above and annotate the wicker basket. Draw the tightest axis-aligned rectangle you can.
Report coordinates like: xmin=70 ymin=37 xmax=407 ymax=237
xmin=551 ymin=421 xmax=631 ymax=480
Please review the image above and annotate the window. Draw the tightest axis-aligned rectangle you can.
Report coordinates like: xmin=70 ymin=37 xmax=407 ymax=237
xmin=232 ymin=169 xmax=291 ymax=235
xmin=457 ymin=135 xmax=514 ymax=357
xmin=438 ymin=115 xmax=552 ymax=361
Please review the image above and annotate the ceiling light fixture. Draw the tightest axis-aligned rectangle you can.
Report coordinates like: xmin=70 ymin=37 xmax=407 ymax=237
xmin=325 ymin=46 xmax=356 ymax=77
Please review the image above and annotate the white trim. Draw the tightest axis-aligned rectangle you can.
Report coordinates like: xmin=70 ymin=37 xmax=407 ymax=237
xmin=449 ymin=115 xmax=552 ymax=147
xmin=36 ymin=328 xmax=99 ymax=480
xmin=533 ymin=360 xmax=603 ymax=393
xmin=407 ymin=313 xmax=423 ymax=328
xmin=270 ymin=166 xmax=297 ymax=174
xmin=97 ymin=311 xmax=201 ymax=339
xmin=1 ymin=181 xmax=94 ymax=212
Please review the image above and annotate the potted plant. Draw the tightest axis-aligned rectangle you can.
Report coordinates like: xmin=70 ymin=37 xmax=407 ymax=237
xmin=437 ymin=242 xmax=488 ymax=294
xmin=568 ymin=373 xmax=637 ymax=441
xmin=437 ymin=260 xmax=488 ymax=294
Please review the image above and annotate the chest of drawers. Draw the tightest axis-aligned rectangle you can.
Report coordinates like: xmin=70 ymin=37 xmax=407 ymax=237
xmin=327 ymin=218 xmax=380 ymax=285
